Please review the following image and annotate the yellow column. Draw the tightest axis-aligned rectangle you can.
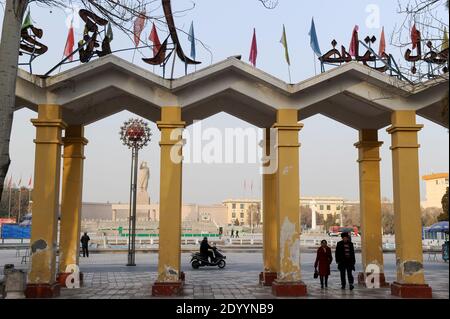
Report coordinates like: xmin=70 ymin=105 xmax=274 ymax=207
xmin=152 ymin=107 xmax=185 ymax=296
xmin=25 ymin=104 xmax=66 ymax=298
xmin=387 ymin=111 xmax=432 ymax=298
xmin=57 ymin=126 xmax=88 ymax=286
xmin=355 ymin=129 xmax=387 ymax=287
xmin=261 ymin=128 xmax=278 ymax=286
xmin=271 ymin=109 xmax=307 ymax=296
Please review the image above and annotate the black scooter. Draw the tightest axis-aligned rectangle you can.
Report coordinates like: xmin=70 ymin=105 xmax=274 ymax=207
xmin=191 ymin=247 xmax=227 ymax=269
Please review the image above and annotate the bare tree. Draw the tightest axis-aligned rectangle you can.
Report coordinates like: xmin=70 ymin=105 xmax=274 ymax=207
xmin=0 ymin=0 xmax=162 ymax=200
xmin=246 ymin=203 xmax=261 ymax=229
xmin=300 ymin=206 xmax=312 ymax=228
xmin=381 ymin=201 xmax=395 ymax=234
xmin=392 ymin=0 xmax=449 ymax=82
xmin=258 ymin=0 xmax=279 ymax=9
xmin=0 ymin=0 xmax=281 ymax=200
xmin=421 ymin=207 xmax=441 ymax=226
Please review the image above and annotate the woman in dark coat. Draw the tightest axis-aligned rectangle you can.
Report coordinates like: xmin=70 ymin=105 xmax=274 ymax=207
xmin=314 ymin=240 xmax=333 ymax=289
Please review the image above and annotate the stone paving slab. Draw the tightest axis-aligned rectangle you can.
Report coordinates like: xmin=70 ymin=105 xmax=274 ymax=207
xmin=56 ymin=267 xmax=449 ymax=299
xmin=0 ymin=250 xmax=447 ymax=299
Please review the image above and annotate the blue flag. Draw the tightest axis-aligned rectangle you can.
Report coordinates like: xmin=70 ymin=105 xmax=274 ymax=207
xmin=309 ymin=18 xmax=322 ymax=57
xmin=188 ymin=21 xmax=196 ymax=60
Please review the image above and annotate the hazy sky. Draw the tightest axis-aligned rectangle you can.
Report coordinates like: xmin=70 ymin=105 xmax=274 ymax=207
xmin=1 ymin=0 xmax=449 ymax=205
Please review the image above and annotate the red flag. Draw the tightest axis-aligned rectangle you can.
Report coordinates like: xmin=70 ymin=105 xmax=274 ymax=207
xmin=7 ymin=176 xmax=12 ymax=189
xmin=249 ymin=28 xmax=258 ymax=67
xmin=28 ymin=176 xmax=32 ymax=187
xmin=149 ymin=22 xmax=161 ymax=57
xmin=379 ymin=26 xmax=386 ymax=56
xmin=64 ymin=22 xmax=75 ymax=61
xmin=349 ymin=25 xmax=359 ymax=57
xmin=411 ymin=24 xmax=421 ymax=50
xmin=133 ymin=11 xmax=146 ymax=47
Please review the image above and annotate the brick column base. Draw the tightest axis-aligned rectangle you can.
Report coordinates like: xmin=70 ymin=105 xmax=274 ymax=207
xmin=259 ymin=272 xmax=277 ymax=286
xmin=272 ymin=281 xmax=307 ymax=297
xmin=152 ymin=281 xmax=184 ymax=296
xmin=25 ymin=282 xmax=61 ymax=298
xmin=391 ymin=282 xmax=432 ymax=298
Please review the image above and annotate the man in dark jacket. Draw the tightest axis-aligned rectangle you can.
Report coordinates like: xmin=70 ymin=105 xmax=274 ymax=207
xmin=80 ymin=232 xmax=90 ymax=258
xmin=200 ymin=237 xmax=215 ymax=262
xmin=335 ymin=232 xmax=356 ymax=290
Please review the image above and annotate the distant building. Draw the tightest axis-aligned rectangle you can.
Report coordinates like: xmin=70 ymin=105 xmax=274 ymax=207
xmin=222 ymin=199 xmax=262 ymax=226
xmin=110 ymin=202 xmax=228 ymax=226
xmin=421 ymin=173 xmax=449 ymax=209
xmin=300 ymin=197 xmax=355 ymax=223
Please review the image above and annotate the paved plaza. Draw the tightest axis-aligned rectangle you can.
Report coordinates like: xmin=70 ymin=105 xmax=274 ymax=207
xmin=1 ymin=250 xmax=448 ymax=299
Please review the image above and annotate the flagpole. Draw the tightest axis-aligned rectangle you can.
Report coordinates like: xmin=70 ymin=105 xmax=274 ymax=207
xmin=287 ymin=65 xmax=292 ymax=83
xmin=132 ymin=49 xmax=137 ymax=64
xmin=8 ymin=185 xmax=12 ymax=219
xmin=313 ymin=52 xmax=317 ymax=76
xmin=18 ymin=188 xmax=21 ymax=223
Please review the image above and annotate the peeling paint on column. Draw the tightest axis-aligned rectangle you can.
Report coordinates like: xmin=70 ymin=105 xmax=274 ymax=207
xmin=282 ymin=166 xmax=293 ymax=175
xmin=31 ymin=239 xmax=47 ymax=254
xmin=279 ymin=217 xmax=301 ymax=282
xmin=163 ymin=265 xmax=179 ymax=282
xmin=402 ymin=260 xmax=423 ymax=275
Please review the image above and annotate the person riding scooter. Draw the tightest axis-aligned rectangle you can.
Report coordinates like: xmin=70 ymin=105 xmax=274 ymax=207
xmin=200 ymin=237 xmax=215 ymax=262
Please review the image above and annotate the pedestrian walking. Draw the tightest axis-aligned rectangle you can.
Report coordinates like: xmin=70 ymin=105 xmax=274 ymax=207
xmin=335 ymin=232 xmax=356 ymax=290
xmin=235 ymin=230 xmax=239 ymax=238
xmin=314 ymin=240 xmax=333 ymax=289
xmin=80 ymin=232 xmax=90 ymax=258
xmin=231 ymin=229 xmax=234 ymax=238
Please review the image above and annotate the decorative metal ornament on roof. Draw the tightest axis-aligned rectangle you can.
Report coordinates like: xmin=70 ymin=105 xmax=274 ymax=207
xmin=119 ymin=118 xmax=152 ymax=150
xmin=78 ymin=9 xmax=112 ymax=63
xmin=18 ymin=11 xmax=48 ymax=74
xmin=142 ymin=0 xmax=201 ymax=78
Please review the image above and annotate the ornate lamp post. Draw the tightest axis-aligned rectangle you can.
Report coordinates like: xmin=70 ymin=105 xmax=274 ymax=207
xmin=120 ymin=119 xmax=152 ymax=266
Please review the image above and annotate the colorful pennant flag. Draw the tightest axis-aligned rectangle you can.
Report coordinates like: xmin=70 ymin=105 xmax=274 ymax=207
xmin=64 ymin=20 xmax=75 ymax=61
xmin=349 ymin=25 xmax=359 ymax=57
xmin=133 ymin=11 xmax=146 ymax=47
xmin=28 ymin=176 xmax=32 ymax=188
xmin=149 ymin=22 xmax=161 ymax=56
xmin=106 ymin=23 xmax=114 ymax=42
xmin=22 ymin=10 xmax=33 ymax=30
xmin=249 ymin=28 xmax=258 ymax=67
xmin=379 ymin=26 xmax=386 ymax=56
xmin=309 ymin=18 xmax=322 ymax=57
xmin=280 ymin=25 xmax=291 ymax=66
xmin=442 ymin=27 xmax=449 ymax=51
xmin=411 ymin=24 xmax=421 ymax=50
xmin=188 ymin=21 xmax=196 ymax=60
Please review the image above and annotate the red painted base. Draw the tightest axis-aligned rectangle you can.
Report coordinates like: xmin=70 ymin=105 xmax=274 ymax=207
xmin=259 ymin=272 xmax=277 ymax=286
xmin=358 ymin=272 xmax=389 ymax=287
xmin=56 ymin=272 xmax=84 ymax=288
xmin=25 ymin=282 xmax=61 ymax=298
xmin=272 ymin=280 xmax=307 ymax=297
xmin=152 ymin=281 xmax=184 ymax=296
xmin=391 ymin=282 xmax=432 ymax=299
